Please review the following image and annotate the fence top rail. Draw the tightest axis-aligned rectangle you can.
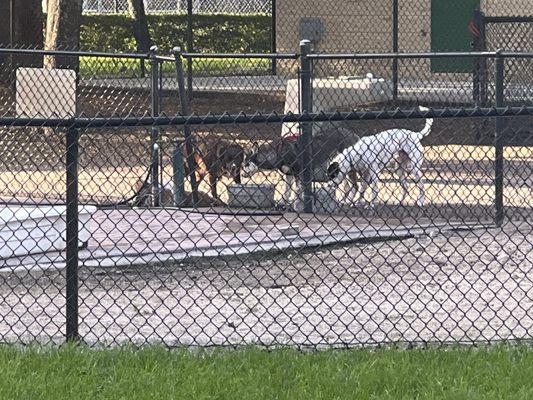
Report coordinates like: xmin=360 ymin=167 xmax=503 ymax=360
xmin=1 ymin=106 xmax=532 ymax=129
xmin=179 ymin=52 xmax=299 ymax=60
xmin=483 ymin=15 xmax=533 ymax=24
xmin=307 ymin=51 xmax=533 ymax=60
xmin=0 ymin=48 xmax=151 ymax=60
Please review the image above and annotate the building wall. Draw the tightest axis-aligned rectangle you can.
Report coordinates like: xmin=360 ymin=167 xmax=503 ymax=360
xmin=276 ymin=0 xmax=532 ymax=94
xmin=276 ymin=0 xmax=532 ymax=53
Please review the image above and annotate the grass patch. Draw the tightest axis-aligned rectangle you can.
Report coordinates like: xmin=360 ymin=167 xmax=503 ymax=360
xmin=79 ymin=57 xmax=271 ymax=78
xmin=1 ymin=344 xmax=533 ymax=399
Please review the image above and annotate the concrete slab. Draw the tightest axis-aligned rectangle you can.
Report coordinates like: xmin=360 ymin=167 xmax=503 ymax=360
xmin=0 ymin=208 xmax=486 ymax=273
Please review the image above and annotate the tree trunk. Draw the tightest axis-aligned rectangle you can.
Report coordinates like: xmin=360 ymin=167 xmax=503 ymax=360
xmin=44 ymin=0 xmax=83 ymax=69
xmin=128 ymin=0 xmax=152 ymax=53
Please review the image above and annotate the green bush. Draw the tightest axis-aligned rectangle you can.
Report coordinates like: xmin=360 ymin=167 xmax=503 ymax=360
xmin=81 ymin=13 xmax=272 ymax=53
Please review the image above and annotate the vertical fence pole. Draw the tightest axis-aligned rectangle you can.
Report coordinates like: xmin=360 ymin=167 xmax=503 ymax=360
xmin=172 ymin=142 xmax=186 ymax=206
xmin=478 ymin=12 xmax=488 ymax=106
xmin=392 ymin=0 xmax=399 ymax=101
xmin=186 ymin=0 xmax=194 ymax=101
xmin=494 ymin=51 xmax=505 ymax=227
xmin=472 ymin=8 xmax=483 ymax=143
xmin=472 ymin=8 xmax=482 ymax=105
xmin=65 ymin=127 xmax=79 ymax=342
xmin=173 ymin=46 xmax=199 ymax=205
xmin=150 ymin=46 xmax=161 ymax=207
xmin=299 ymin=39 xmax=313 ymax=213
xmin=271 ymin=0 xmax=277 ymax=75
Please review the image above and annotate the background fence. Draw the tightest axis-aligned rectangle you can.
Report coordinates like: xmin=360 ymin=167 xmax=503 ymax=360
xmin=83 ymin=0 xmax=272 ymax=14
xmin=0 ymin=47 xmax=531 ymax=348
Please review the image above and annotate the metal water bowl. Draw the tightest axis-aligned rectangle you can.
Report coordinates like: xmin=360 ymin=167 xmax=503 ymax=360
xmin=228 ymin=184 xmax=276 ymax=209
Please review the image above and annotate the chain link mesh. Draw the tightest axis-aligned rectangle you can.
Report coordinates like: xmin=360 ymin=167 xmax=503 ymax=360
xmin=0 ymin=47 xmax=532 ymax=347
xmin=82 ymin=0 xmax=271 ymax=14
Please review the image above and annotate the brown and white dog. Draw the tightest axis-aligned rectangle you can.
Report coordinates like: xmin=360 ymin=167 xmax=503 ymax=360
xmin=327 ymin=106 xmax=433 ymax=208
xmin=184 ymin=136 xmax=244 ymax=199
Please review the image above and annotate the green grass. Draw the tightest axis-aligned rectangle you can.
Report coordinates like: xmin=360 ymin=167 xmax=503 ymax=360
xmin=79 ymin=56 xmax=272 ymax=78
xmin=1 ymin=344 xmax=533 ymax=399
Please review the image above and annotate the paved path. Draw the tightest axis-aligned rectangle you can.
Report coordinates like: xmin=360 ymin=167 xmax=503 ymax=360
xmin=81 ymin=75 xmax=533 ymax=103
xmin=0 ymin=208 xmax=484 ymax=272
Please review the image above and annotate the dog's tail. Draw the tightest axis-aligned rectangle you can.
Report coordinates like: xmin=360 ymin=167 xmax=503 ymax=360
xmin=418 ymin=106 xmax=433 ymax=138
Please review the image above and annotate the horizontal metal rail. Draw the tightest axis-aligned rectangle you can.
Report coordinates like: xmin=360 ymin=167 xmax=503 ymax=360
xmin=484 ymin=16 xmax=533 ymax=24
xmin=307 ymin=51 xmax=533 ymax=60
xmin=1 ymin=106 xmax=531 ymax=128
xmin=180 ymin=52 xmax=299 ymax=59
xmin=0 ymin=47 xmax=151 ymax=59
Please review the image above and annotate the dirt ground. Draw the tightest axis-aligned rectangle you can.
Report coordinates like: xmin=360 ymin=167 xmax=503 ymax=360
xmin=0 ymin=220 xmax=531 ymax=347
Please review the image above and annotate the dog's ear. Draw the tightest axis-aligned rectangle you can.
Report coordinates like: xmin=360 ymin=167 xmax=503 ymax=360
xmin=327 ymin=162 xmax=340 ymax=180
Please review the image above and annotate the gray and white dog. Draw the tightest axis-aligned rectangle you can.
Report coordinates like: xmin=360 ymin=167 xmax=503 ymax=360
xmin=242 ymin=123 xmax=359 ymax=211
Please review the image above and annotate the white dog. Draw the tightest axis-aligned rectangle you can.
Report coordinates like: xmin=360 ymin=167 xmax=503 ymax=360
xmin=327 ymin=106 xmax=433 ymax=208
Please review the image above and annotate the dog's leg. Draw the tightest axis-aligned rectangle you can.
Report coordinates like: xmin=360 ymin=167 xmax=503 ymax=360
xmin=234 ymin=171 xmax=242 ymax=185
xmin=345 ymin=170 xmax=359 ymax=205
xmin=209 ymin=174 xmax=218 ymax=199
xmin=354 ymin=172 xmax=370 ymax=206
xmin=396 ymin=150 xmax=412 ymax=206
xmin=413 ymin=168 xmax=425 ymax=206
xmin=409 ymin=147 xmax=425 ymax=207
xmin=293 ymin=178 xmax=305 ymax=212
xmin=398 ymin=167 xmax=409 ymax=205
xmin=368 ymin=173 xmax=379 ymax=209
xmin=281 ymin=174 xmax=294 ymax=206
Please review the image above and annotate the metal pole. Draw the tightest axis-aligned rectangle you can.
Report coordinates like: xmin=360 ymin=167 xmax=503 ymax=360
xmin=172 ymin=142 xmax=186 ymax=206
xmin=494 ymin=52 xmax=505 ymax=227
xmin=299 ymin=39 xmax=314 ymax=213
xmin=472 ymin=8 xmax=482 ymax=105
xmin=65 ymin=127 xmax=79 ymax=342
xmin=271 ymin=0 xmax=277 ymax=75
xmin=9 ymin=0 xmax=14 ymax=84
xmin=392 ymin=0 xmax=399 ymax=101
xmin=173 ymin=46 xmax=199 ymax=204
xmin=187 ymin=0 xmax=194 ymax=100
xmin=472 ymin=8 xmax=481 ymax=143
xmin=150 ymin=46 xmax=161 ymax=207
xmin=479 ymin=12 xmax=488 ymax=106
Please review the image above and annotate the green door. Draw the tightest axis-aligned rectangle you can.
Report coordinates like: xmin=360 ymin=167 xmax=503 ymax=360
xmin=431 ymin=0 xmax=480 ymax=72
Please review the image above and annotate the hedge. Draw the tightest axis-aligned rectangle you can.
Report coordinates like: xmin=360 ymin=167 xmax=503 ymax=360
xmin=81 ymin=14 xmax=272 ymax=54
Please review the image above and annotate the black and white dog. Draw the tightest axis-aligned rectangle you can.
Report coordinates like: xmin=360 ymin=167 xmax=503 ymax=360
xmin=242 ymin=123 xmax=359 ymax=211
xmin=327 ymin=106 xmax=433 ymax=208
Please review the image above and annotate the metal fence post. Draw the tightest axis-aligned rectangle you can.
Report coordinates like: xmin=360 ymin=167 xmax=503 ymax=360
xmin=299 ymin=39 xmax=314 ymax=213
xmin=478 ymin=12 xmax=488 ymax=106
xmin=494 ymin=51 xmax=505 ymax=227
xmin=150 ymin=46 xmax=161 ymax=207
xmin=271 ymin=0 xmax=277 ymax=75
xmin=173 ymin=46 xmax=199 ymax=205
xmin=65 ymin=126 xmax=79 ymax=342
xmin=472 ymin=8 xmax=482 ymax=105
xmin=186 ymin=0 xmax=194 ymax=101
xmin=392 ymin=0 xmax=399 ymax=101
xmin=172 ymin=141 xmax=186 ymax=206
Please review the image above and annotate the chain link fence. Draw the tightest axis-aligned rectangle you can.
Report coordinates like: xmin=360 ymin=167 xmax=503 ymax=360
xmin=0 ymin=47 xmax=532 ymax=347
xmin=83 ymin=0 xmax=271 ymax=14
